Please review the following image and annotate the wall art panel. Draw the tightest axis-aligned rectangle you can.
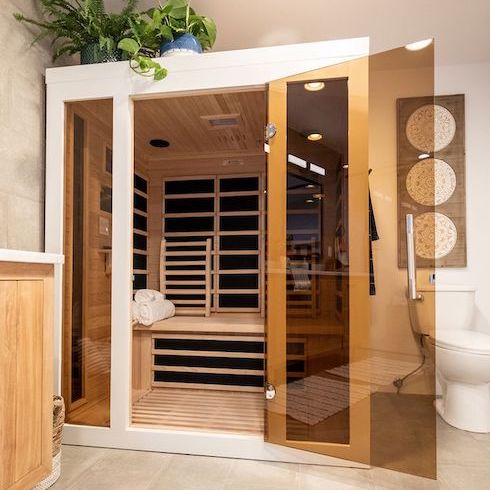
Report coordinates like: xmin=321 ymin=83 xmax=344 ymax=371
xmin=398 ymin=94 xmax=466 ymax=268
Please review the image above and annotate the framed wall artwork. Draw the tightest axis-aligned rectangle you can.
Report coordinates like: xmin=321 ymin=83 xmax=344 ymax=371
xmin=397 ymin=94 xmax=467 ymax=268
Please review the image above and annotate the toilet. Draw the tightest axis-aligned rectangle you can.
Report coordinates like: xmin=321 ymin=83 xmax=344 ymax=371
xmin=412 ymin=285 xmax=490 ymax=433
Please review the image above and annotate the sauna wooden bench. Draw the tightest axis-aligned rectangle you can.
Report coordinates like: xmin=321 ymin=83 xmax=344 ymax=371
xmin=133 ymin=313 xmax=264 ymax=335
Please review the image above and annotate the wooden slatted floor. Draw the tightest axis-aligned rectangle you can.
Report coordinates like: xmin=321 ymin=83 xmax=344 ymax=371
xmin=132 ymin=388 xmax=264 ymax=435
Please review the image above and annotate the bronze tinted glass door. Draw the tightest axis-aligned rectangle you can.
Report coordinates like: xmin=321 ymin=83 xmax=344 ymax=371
xmin=266 ymin=58 xmax=370 ymax=463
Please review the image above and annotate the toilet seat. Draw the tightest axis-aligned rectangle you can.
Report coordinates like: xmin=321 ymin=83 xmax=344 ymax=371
xmin=431 ymin=330 xmax=490 ymax=356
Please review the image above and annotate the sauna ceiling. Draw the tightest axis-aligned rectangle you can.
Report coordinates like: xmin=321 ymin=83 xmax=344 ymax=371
xmin=134 ymin=90 xmax=266 ymax=161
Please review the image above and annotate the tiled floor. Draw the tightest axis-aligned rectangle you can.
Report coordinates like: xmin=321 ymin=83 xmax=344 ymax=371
xmin=52 ymin=419 xmax=490 ymax=490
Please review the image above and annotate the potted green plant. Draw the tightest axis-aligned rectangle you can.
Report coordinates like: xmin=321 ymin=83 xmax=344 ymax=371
xmin=117 ymin=12 xmax=168 ymax=80
xmin=118 ymin=0 xmax=216 ymax=79
xmin=14 ymin=0 xmax=139 ymax=64
xmin=151 ymin=0 xmax=217 ymax=56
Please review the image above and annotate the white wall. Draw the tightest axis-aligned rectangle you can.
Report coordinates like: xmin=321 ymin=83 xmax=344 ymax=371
xmin=436 ymin=62 xmax=490 ymax=333
xmin=0 ymin=1 xmax=52 ymax=251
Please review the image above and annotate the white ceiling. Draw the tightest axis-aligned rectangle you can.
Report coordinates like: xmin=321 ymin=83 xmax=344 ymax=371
xmin=108 ymin=0 xmax=490 ymax=65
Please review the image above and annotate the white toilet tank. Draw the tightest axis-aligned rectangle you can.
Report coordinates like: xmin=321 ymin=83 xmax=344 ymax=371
xmin=410 ymin=285 xmax=475 ymax=336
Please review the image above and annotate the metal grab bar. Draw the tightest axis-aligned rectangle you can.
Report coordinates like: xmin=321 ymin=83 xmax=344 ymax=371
xmin=406 ymin=214 xmax=423 ymax=301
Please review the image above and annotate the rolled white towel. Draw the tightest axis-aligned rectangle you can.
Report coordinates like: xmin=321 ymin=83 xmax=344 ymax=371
xmin=132 ymin=301 xmax=142 ymax=322
xmin=135 ymin=289 xmax=164 ymax=303
xmin=133 ymin=299 xmax=175 ymax=326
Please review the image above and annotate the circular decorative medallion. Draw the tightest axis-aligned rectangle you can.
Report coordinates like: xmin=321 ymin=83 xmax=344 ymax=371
xmin=406 ymin=104 xmax=456 ymax=152
xmin=406 ymin=158 xmax=456 ymax=206
xmin=414 ymin=212 xmax=457 ymax=259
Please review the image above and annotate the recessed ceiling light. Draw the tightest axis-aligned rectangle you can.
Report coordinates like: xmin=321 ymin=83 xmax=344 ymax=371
xmin=304 ymin=81 xmax=325 ymax=92
xmin=305 ymin=184 xmax=315 ymax=188
xmin=405 ymin=39 xmax=433 ymax=51
xmin=418 ymin=153 xmax=431 ymax=159
xmin=150 ymin=139 xmax=170 ymax=148
xmin=307 ymin=133 xmax=323 ymax=142
xmin=305 ymin=199 xmax=314 ymax=203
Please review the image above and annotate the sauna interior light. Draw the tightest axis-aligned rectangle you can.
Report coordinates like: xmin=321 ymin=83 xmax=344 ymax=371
xmin=304 ymin=81 xmax=325 ymax=92
xmin=418 ymin=153 xmax=430 ymax=159
xmin=405 ymin=39 xmax=433 ymax=51
xmin=307 ymin=133 xmax=323 ymax=142
xmin=310 ymin=163 xmax=326 ymax=176
xmin=305 ymin=184 xmax=315 ymax=188
xmin=288 ymin=154 xmax=307 ymax=168
xmin=305 ymin=199 xmax=314 ymax=203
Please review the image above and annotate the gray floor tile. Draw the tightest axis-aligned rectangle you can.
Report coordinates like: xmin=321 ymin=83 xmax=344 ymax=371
xmin=146 ymin=454 xmax=232 ymax=490
xmin=225 ymin=459 xmax=300 ymax=490
xmin=66 ymin=448 xmax=172 ymax=490
xmin=299 ymin=465 xmax=374 ymax=489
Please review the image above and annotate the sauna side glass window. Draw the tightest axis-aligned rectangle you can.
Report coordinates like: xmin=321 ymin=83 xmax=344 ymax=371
xmin=64 ymin=100 xmax=113 ymax=427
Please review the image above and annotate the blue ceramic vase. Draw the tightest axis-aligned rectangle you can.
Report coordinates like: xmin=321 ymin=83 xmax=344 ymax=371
xmin=160 ymin=33 xmax=203 ymax=57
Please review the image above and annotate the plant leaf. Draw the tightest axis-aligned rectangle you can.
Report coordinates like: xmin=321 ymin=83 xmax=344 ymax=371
xmin=169 ymin=6 xmax=187 ymax=19
xmin=166 ymin=0 xmax=188 ymax=8
xmin=154 ymin=67 xmax=168 ymax=81
xmin=118 ymin=37 xmax=140 ymax=54
xmin=159 ymin=25 xmax=173 ymax=40
xmin=202 ymin=17 xmax=217 ymax=47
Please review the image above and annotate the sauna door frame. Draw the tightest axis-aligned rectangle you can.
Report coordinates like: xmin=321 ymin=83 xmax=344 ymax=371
xmin=46 ymin=37 xmax=372 ymax=466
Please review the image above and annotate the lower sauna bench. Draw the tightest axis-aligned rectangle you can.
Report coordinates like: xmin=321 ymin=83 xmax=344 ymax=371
xmin=132 ymin=313 xmax=265 ymax=434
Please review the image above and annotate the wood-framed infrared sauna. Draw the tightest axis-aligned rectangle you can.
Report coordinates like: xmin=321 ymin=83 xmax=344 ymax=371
xmin=46 ymin=37 xmax=371 ymax=466
xmin=46 ymin=37 xmax=436 ymax=476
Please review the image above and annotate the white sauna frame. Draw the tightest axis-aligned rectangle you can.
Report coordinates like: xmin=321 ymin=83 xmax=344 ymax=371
xmin=45 ymin=37 xmax=369 ymax=466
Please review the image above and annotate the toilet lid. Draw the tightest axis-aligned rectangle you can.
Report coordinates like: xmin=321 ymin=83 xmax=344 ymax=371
xmin=433 ymin=330 xmax=490 ymax=355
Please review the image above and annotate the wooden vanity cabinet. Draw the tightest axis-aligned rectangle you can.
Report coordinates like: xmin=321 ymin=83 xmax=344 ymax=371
xmin=0 ymin=263 xmax=54 ymax=490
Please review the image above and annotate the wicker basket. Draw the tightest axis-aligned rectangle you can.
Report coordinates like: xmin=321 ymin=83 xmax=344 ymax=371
xmin=33 ymin=396 xmax=65 ymax=490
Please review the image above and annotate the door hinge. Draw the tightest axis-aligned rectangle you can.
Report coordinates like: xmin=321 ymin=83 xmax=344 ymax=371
xmin=265 ymin=383 xmax=276 ymax=400
xmin=265 ymin=123 xmax=277 ymax=142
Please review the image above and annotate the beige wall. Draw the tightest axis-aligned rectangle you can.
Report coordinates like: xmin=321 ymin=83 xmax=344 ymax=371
xmin=107 ymin=0 xmax=490 ymax=65
xmin=0 ymin=1 xmax=52 ymax=251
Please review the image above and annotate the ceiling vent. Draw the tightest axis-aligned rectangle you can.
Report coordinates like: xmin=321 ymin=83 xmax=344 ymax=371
xmin=201 ymin=113 xmax=241 ymax=130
